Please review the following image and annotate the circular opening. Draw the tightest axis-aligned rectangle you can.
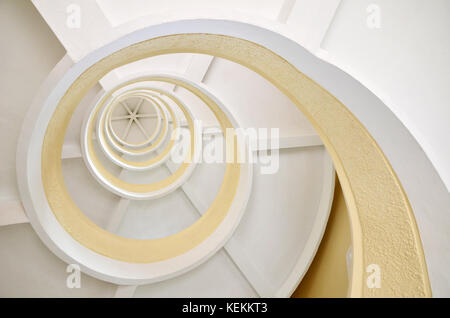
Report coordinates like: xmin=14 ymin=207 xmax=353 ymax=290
xmin=109 ymin=96 xmax=160 ymax=146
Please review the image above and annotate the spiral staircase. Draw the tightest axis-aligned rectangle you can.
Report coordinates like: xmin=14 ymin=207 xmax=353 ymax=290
xmin=1 ymin=0 xmax=449 ymax=298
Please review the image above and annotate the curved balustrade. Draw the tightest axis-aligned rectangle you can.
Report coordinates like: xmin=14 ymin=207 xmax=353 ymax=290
xmin=14 ymin=19 xmax=432 ymax=297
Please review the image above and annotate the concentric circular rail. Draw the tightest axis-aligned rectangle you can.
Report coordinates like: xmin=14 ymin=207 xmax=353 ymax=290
xmin=107 ymin=95 xmax=163 ymax=149
xmin=15 ymin=19 xmax=431 ymax=297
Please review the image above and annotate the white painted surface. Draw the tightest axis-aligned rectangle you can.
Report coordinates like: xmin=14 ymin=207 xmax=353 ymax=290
xmin=117 ymin=187 xmax=199 ymax=240
xmin=286 ymin=0 xmax=341 ymax=52
xmin=65 ymin=83 xmax=103 ymax=146
xmin=96 ymin=0 xmax=284 ymax=27
xmin=177 ymin=155 xmax=226 ymax=215
xmin=203 ymin=57 xmax=317 ymax=139
xmin=0 ymin=200 xmax=29 ymax=227
xmin=0 ymin=223 xmax=116 ymax=297
xmin=227 ymin=147 xmax=330 ymax=296
xmin=62 ymin=158 xmax=121 ymax=229
xmin=177 ymin=54 xmax=215 ymax=85
xmin=106 ymin=198 xmax=130 ymax=234
xmin=322 ymin=0 xmax=450 ymax=192
xmin=114 ymin=54 xmax=192 ymax=82
xmin=258 ymin=134 xmax=323 ymax=150
xmin=32 ymin=0 xmax=114 ymax=61
xmin=162 ymin=141 xmax=334 ymax=297
xmin=62 ymin=143 xmax=82 ymax=159
xmin=0 ymin=0 xmax=65 ymax=201
xmin=5 ymin=1 xmax=449 ymax=297
xmin=114 ymin=285 xmax=137 ymax=298
xmin=134 ymin=249 xmax=258 ymax=298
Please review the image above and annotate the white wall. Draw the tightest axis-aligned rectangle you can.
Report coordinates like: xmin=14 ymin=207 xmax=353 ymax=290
xmin=0 ymin=0 xmax=116 ymax=297
xmin=96 ymin=0 xmax=284 ymax=27
xmin=321 ymin=0 xmax=450 ymax=191
xmin=0 ymin=224 xmax=116 ymax=297
xmin=0 ymin=0 xmax=66 ymax=201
